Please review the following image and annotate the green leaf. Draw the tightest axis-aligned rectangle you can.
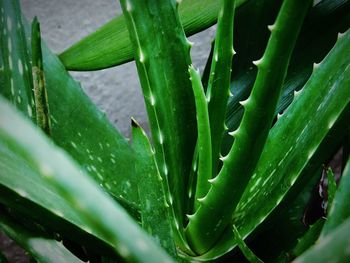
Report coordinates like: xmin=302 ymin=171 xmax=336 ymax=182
xmin=321 ymin=156 xmax=350 ymax=237
xmin=241 ymin=106 xmax=349 ymax=262
xmin=197 ymin=28 xmax=350 ymax=261
xmin=31 ymin=17 xmax=51 ymax=136
xmin=232 ymin=225 xmax=263 ymax=263
xmin=293 ymin=217 xmax=350 ymax=263
xmin=232 ymin=29 xmax=350 ymax=253
xmin=120 ymin=0 xmax=197 ymax=249
xmin=292 ymin=219 xmax=325 ymax=258
xmin=0 ymin=0 xmax=35 ymax=121
xmin=186 ymin=0 xmax=311 ymax=254
xmin=222 ymin=0 xmax=350 ymax=154
xmin=206 ymin=0 xmax=235 ymax=177
xmin=1 ymin=0 xmax=141 ymax=213
xmin=0 ymin=97 xmax=174 ymax=263
xmin=326 ymin=167 xmax=337 ymax=213
xmin=0 ymin=209 xmax=83 ymax=263
xmin=41 ymin=40 xmax=141 ymax=213
xmin=188 ymin=66 xmax=212 ymax=210
xmin=58 ymin=0 xmax=248 ymax=71
xmin=131 ymin=119 xmax=177 ymax=258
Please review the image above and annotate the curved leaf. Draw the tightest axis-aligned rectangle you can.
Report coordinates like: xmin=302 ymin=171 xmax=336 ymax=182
xmin=59 ymin=0 xmax=248 ymax=71
xmin=0 ymin=97 xmax=174 ymax=263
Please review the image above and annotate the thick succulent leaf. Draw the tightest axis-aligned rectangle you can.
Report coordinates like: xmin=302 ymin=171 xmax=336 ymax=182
xmin=291 ymin=219 xmax=325 ymax=258
xmin=222 ymin=0 xmax=350 ymax=154
xmin=59 ymin=0 xmax=247 ymax=71
xmin=131 ymin=119 xmax=177 ymax=258
xmin=188 ymin=66 xmax=212 ymax=209
xmin=0 ymin=0 xmax=35 ymax=120
xmin=232 ymin=29 xmax=350 ymax=253
xmin=186 ymin=0 xmax=311 ymax=254
xmin=232 ymin=225 xmax=263 ymax=263
xmin=0 ymin=0 xmax=140 ymax=212
xmin=120 ymin=0 xmax=197 ymax=249
xmin=326 ymin=167 xmax=337 ymax=213
xmin=196 ymin=29 xmax=350 ymax=261
xmin=41 ymin=41 xmax=140 ymax=211
xmin=293 ymin=217 xmax=350 ymax=263
xmin=31 ymin=17 xmax=51 ymax=136
xmin=0 ymin=210 xmax=83 ymax=263
xmin=321 ymin=156 xmax=350 ymax=237
xmin=0 ymin=97 xmax=174 ymax=263
xmin=241 ymin=168 xmax=323 ymax=262
xmin=206 ymin=0 xmax=235 ymax=178
xmin=240 ymin=105 xmax=350 ymax=263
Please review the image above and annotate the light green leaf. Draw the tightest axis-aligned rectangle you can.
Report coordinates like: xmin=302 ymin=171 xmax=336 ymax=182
xmin=131 ymin=119 xmax=177 ymax=258
xmin=0 ymin=97 xmax=174 ymax=263
xmin=59 ymin=0 xmax=248 ymax=71
xmin=0 ymin=210 xmax=83 ymax=263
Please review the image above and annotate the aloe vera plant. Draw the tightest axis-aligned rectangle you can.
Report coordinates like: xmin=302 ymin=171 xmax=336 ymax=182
xmin=1 ymin=0 xmax=350 ymax=262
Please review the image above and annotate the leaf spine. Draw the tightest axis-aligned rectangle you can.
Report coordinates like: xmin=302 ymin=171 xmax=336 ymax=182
xmin=186 ymin=213 xmax=195 ymax=220
xmin=208 ymin=176 xmax=219 ymax=185
xmin=186 ymin=39 xmax=194 ymax=47
xmin=239 ymin=97 xmax=250 ymax=107
xmin=313 ymin=62 xmax=321 ymax=70
xmin=337 ymin=32 xmax=345 ymax=40
xmin=228 ymin=128 xmax=239 ymax=137
xmin=253 ymin=57 xmax=263 ymax=66
xmin=293 ymin=89 xmax=302 ymax=98
xmin=197 ymin=196 xmax=206 ymax=204
xmin=219 ymin=154 xmax=229 ymax=162
xmin=267 ymin=24 xmax=276 ymax=32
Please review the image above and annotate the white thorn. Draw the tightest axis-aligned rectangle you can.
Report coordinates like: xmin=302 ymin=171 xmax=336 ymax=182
xmin=337 ymin=32 xmax=345 ymax=40
xmin=294 ymin=89 xmax=302 ymax=98
xmin=228 ymin=128 xmax=239 ymax=137
xmin=267 ymin=24 xmax=276 ymax=32
xmin=239 ymin=98 xmax=250 ymax=107
xmin=277 ymin=112 xmax=283 ymax=120
xmin=253 ymin=57 xmax=263 ymax=66
xmin=229 ymin=91 xmax=234 ymax=97
xmin=313 ymin=62 xmax=321 ymax=70
xmin=186 ymin=214 xmax=195 ymax=220
xmin=219 ymin=155 xmax=229 ymax=162
xmin=187 ymin=40 xmax=194 ymax=47
xmin=232 ymin=48 xmax=236 ymax=55
xmin=208 ymin=176 xmax=218 ymax=184
xmin=197 ymin=196 xmax=206 ymax=203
